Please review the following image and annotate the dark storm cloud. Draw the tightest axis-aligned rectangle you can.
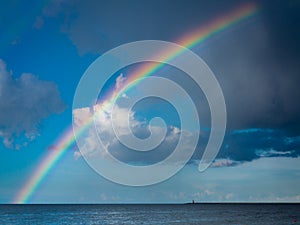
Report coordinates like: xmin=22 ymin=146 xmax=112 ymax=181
xmin=188 ymin=128 xmax=300 ymax=166
xmin=106 ymin=127 xmax=300 ymax=166
xmin=0 ymin=60 xmax=66 ymax=149
xmin=48 ymin=0 xmax=300 ymax=133
xmin=40 ymin=0 xmax=256 ymax=54
xmin=260 ymin=0 xmax=300 ymax=59
xmin=218 ymin=129 xmax=300 ymax=162
xmin=44 ymin=0 xmax=299 ymax=163
xmin=201 ymin=0 xmax=300 ymax=135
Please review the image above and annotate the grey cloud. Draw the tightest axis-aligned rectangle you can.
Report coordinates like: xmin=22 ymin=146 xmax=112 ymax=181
xmin=217 ymin=129 xmax=300 ymax=162
xmin=68 ymin=0 xmax=300 ymax=166
xmin=65 ymin=0 xmax=300 ymax=135
xmin=0 ymin=60 xmax=66 ymax=149
xmin=45 ymin=0 xmax=250 ymax=55
xmin=201 ymin=14 xmax=300 ymax=134
xmin=108 ymin=126 xmax=181 ymax=165
xmin=40 ymin=0 xmax=300 ymax=133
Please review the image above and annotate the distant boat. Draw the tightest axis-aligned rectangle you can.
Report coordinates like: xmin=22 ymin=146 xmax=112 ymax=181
xmin=184 ymin=200 xmax=199 ymax=205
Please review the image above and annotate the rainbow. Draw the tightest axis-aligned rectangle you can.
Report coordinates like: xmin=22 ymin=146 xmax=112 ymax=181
xmin=13 ymin=129 xmax=76 ymax=204
xmin=13 ymin=3 xmax=260 ymax=204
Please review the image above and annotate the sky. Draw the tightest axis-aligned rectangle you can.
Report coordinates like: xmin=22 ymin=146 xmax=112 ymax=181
xmin=0 ymin=0 xmax=300 ymax=203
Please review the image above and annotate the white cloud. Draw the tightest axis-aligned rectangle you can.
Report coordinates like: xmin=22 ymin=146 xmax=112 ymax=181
xmin=115 ymin=73 xmax=126 ymax=92
xmin=73 ymin=100 xmax=199 ymax=165
xmin=255 ymin=149 xmax=294 ymax=157
xmin=0 ymin=59 xmax=65 ymax=149
xmin=211 ymin=158 xmax=238 ymax=168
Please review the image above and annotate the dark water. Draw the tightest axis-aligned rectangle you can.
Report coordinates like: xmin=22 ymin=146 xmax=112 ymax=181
xmin=0 ymin=204 xmax=299 ymax=224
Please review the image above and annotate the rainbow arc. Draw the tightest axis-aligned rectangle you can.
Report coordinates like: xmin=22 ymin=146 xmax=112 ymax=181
xmin=13 ymin=3 xmax=260 ymax=204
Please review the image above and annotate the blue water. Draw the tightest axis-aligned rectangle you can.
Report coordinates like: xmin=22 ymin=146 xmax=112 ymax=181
xmin=0 ymin=204 xmax=299 ymax=224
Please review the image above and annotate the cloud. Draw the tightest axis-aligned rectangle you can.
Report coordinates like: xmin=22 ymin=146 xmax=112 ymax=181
xmin=64 ymin=1 xmax=300 ymax=167
xmin=115 ymin=73 xmax=127 ymax=92
xmin=38 ymin=0 xmax=300 ymax=135
xmin=73 ymin=101 xmax=199 ymax=165
xmin=210 ymin=158 xmax=238 ymax=168
xmin=41 ymin=0 xmax=70 ymax=18
xmin=202 ymin=13 xmax=300 ymax=134
xmin=216 ymin=128 xmax=300 ymax=163
xmin=43 ymin=0 xmax=250 ymax=55
xmin=72 ymin=70 xmax=300 ymax=167
xmin=32 ymin=0 xmax=75 ymax=32
xmin=255 ymin=149 xmax=294 ymax=157
xmin=0 ymin=59 xmax=66 ymax=149
xmin=72 ymin=72 xmax=199 ymax=164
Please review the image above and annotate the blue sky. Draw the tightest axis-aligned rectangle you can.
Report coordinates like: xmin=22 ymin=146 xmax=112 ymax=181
xmin=0 ymin=0 xmax=300 ymax=203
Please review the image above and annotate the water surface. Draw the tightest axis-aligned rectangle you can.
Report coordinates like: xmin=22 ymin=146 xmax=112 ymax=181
xmin=0 ymin=203 xmax=299 ymax=224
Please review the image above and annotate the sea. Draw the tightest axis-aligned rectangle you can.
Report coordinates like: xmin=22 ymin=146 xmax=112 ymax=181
xmin=0 ymin=203 xmax=299 ymax=224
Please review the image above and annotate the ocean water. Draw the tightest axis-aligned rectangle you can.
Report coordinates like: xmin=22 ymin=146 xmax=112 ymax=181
xmin=0 ymin=204 xmax=299 ymax=224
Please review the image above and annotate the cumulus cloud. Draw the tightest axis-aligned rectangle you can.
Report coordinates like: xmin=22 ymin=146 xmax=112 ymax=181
xmin=72 ymin=71 xmax=200 ymax=165
xmin=0 ymin=60 xmax=65 ymax=149
xmin=72 ymin=69 xmax=300 ymax=167
xmin=72 ymin=105 xmax=300 ymax=168
xmin=73 ymin=101 xmax=199 ymax=165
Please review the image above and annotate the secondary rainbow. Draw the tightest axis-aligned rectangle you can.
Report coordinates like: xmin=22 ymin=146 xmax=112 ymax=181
xmin=13 ymin=2 xmax=260 ymax=204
